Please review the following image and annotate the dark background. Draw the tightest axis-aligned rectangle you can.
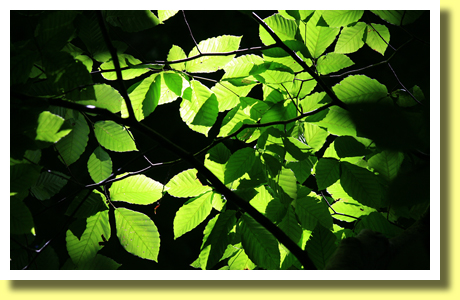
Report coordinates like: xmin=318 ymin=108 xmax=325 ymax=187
xmin=11 ymin=10 xmax=430 ymax=270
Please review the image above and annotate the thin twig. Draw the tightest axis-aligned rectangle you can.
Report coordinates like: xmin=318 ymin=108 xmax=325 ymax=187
xmin=26 ymin=94 xmax=317 ymax=270
xmin=387 ymin=62 xmax=424 ymax=106
xmin=320 ymin=192 xmax=361 ymax=221
xmin=251 ymin=12 xmax=347 ymax=111
xmin=91 ymin=44 xmax=278 ymax=74
xmin=182 ymin=10 xmax=201 ymax=54
xmin=367 ymin=22 xmax=396 ymax=51
xmin=280 ymin=83 xmax=301 ymax=115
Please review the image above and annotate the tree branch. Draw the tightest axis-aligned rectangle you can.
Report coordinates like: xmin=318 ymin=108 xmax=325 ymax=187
xmin=96 ymin=11 xmax=137 ymax=123
xmin=36 ymin=96 xmax=317 ymax=270
xmin=251 ymin=12 xmax=348 ymax=111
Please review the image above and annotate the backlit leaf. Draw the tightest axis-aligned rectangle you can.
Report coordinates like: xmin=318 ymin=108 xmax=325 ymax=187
xmin=259 ymin=13 xmax=298 ymax=45
xmin=239 ymin=213 xmax=280 ymax=270
xmin=35 ymin=111 xmax=71 ymax=143
xmin=365 ymin=23 xmax=390 ymax=55
xmin=94 ymin=120 xmax=137 ymax=152
xmin=115 ymin=207 xmax=160 ymax=261
xmin=315 ymin=158 xmax=340 ymax=190
xmin=199 ymin=210 xmax=237 ymax=269
xmin=305 ymin=223 xmax=337 ymax=270
xmin=316 ymin=53 xmax=354 ymax=75
xmin=110 ymin=174 xmax=164 ymax=205
xmin=322 ymin=10 xmax=364 ymax=27
xmin=66 ymin=210 xmax=110 ymax=266
xmin=55 ymin=111 xmax=89 ymax=165
xmin=333 ymin=75 xmax=387 ymax=104
xmin=340 ymin=161 xmax=382 ymax=208
xmin=334 ymin=22 xmax=366 ymax=54
xmin=186 ymin=35 xmax=242 ymax=73
xmin=224 ymin=148 xmax=256 ymax=184
xmin=100 ymin=53 xmax=150 ymax=80
xmin=166 ymin=169 xmax=212 ymax=198
xmin=174 ymin=191 xmax=214 ymax=239
xmin=87 ymin=147 xmax=112 ymax=183
xmin=301 ymin=11 xmax=340 ymax=58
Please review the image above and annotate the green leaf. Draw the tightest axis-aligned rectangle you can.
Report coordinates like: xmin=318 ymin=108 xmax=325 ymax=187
xmin=334 ymin=136 xmax=369 ymax=158
xmin=158 ymin=10 xmax=179 ymax=23
xmin=105 ymin=10 xmax=160 ymax=32
xmin=87 ymin=147 xmax=112 ymax=183
xmin=224 ymin=148 xmax=256 ymax=184
xmin=222 ymin=54 xmax=264 ymax=80
xmin=94 ymin=120 xmax=137 ymax=152
xmin=55 ymin=111 xmax=89 ymax=166
xmin=180 ymin=80 xmax=218 ymax=136
xmin=372 ymin=10 xmax=423 ymax=26
xmin=199 ymin=210 xmax=237 ymax=269
xmin=100 ymin=53 xmax=150 ymax=80
xmin=211 ymin=80 xmax=256 ymax=112
xmin=192 ymin=94 xmax=219 ymax=126
xmin=73 ymin=84 xmax=123 ymax=113
xmin=121 ymin=74 xmax=158 ymax=121
xmin=355 ymin=212 xmax=404 ymax=239
xmin=66 ymin=210 xmax=110 ymax=266
xmin=316 ymin=53 xmax=354 ymax=75
xmin=305 ymin=223 xmax=337 ymax=270
xmin=218 ymin=98 xmax=269 ymax=137
xmin=303 ymin=122 xmax=328 ymax=151
xmin=10 ymin=162 xmax=41 ymax=201
xmin=333 ymin=75 xmax=388 ymax=104
xmin=228 ymin=248 xmax=257 ymax=270
xmin=315 ymin=158 xmax=340 ymax=190
xmin=204 ymin=157 xmax=226 ymax=184
xmin=322 ymin=10 xmax=364 ymax=27
xmin=30 ymin=171 xmax=68 ymax=200
xmin=186 ymin=35 xmax=242 ymax=73
xmin=300 ymin=91 xmax=331 ymax=113
xmin=340 ymin=161 xmax=382 ymax=208
xmin=301 ymin=11 xmax=340 ymax=58
xmin=174 ymin=191 xmax=214 ymax=239
xmin=335 ymin=22 xmax=366 ymax=54
xmin=330 ymin=200 xmax=376 ymax=222
xmin=368 ymin=150 xmax=404 ymax=182
xmin=295 ymin=191 xmax=333 ymax=231
xmin=250 ymin=185 xmax=274 ymax=214
xmin=160 ymin=72 xmax=186 ymax=104
xmin=115 ymin=207 xmax=160 ymax=262
xmin=278 ymin=205 xmax=302 ymax=244
xmin=207 ymin=143 xmax=231 ymax=164
xmin=283 ymin=137 xmax=309 ymax=161
xmin=314 ymin=106 xmax=357 ymax=136
xmin=109 ymin=174 xmax=164 ymax=205
xmin=260 ymin=101 xmax=297 ymax=124
xmin=239 ymin=213 xmax=280 ymax=270
xmin=10 ymin=198 xmax=34 ymax=235
xmin=259 ymin=13 xmax=298 ymax=45
xmin=287 ymin=160 xmax=312 ymax=184
xmin=35 ymin=111 xmax=71 ymax=143
xmin=277 ymin=167 xmax=297 ymax=201
xmin=365 ymin=23 xmax=390 ymax=55
xmin=63 ymin=254 xmax=121 ymax=270
xmin=282 ymin=10 xmax=314 ymax=22
xmin=167 ymin=45 xmax=187 ymax=71
xmin=166 ymin=169 xmax=212 ymax=198
xmin=65 ymin=190 xmax=108 ymax=219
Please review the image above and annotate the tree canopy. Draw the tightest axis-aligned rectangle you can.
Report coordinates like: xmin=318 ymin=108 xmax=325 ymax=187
xmin=10 ymin=10 xmax=431 ymax=273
